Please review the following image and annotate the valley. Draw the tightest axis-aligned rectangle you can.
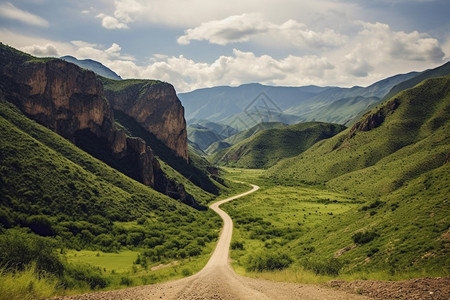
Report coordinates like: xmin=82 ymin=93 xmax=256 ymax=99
xmin=0 ymin=42 xmax=449 ymax=300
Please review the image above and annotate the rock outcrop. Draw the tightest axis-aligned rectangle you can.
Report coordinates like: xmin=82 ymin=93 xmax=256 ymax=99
xmin=348 ymin=98 xmax=400 ymax=138
xmin=0 ymin=45 xmax=195 ymax=204
xmin=0 ymin=46 xmax=159 ymax=188
xmin=102 ymin=80 xmax=188 ymax=161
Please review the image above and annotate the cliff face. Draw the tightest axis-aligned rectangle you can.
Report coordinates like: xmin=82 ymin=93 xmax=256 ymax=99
xmin=0 ymin=45 xmax=156 ymax=186
xmin=103 ymin=81 xmax=188 ymax=161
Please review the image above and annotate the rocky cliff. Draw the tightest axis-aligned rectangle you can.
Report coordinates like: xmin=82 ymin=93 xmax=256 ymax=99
xmin=102 ymin=79 xmax=188 ymax=161
xmin=0 ymin=45 xmax=194 ymax=204
xmin=0 ymin=45 xmax=159 ymax=187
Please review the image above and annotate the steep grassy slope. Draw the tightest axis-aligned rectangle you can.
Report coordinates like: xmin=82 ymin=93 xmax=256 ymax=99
xmin=210 ymin=122 xmax=346 ymax=169
xmin=237 ymin=76 xmax=450 ymax=279
xmin=224 ymin=122 xmax=287 ymax=145
xmin=0 ymin=100 xmax=221 ymax=294
xmin=267 ymin=75 xmax=450 ymax=187
xmin=345 ymin=61 xmax=450 ymax=127
xmin=204 ymin=122 xmax=287 ymax=155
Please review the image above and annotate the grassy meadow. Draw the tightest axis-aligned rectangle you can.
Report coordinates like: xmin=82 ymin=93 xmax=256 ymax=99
xmin=221 ymin=167 xmax=449 ymax=283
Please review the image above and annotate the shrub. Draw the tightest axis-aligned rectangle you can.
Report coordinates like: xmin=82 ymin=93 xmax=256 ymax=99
xmin=246 ymin=251 xmax=293 ymax=272
xmin=360 ymin=200 xmax=384 ymax=211
xmin=187 ymin=246 xmax=201 ymax=257
xmin=26 ymin=215 xmax=54 ymax=237
xmin=368 ymin=247 xmax=379 ymax=257
xmin=64 ymin=264 xmax=108 ymax=289
xmin=0 ymin=229 xmax=63 ymax=276
xmin=302 ymin=257 xmax=343 ymax=276
xmin=231 ymin=241 xmax=244 ymax=250
xmin=120 ymin=276 xmax=133 ymax=286
xmin=181 ymin=268 xmax=191 ymax=276
xmin=352 ymin=231 xmax=379 ymax=244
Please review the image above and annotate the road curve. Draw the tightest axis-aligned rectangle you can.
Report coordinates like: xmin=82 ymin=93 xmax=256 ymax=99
xmin=55 ymin=184 xmax=368 ymax=300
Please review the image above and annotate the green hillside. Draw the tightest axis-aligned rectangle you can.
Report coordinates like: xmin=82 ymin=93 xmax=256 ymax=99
xmin=222 ymin=76 xmax=450 ymax=282
xmin=267 ymin=75 xmax=450 ymax=186
xmin=210 ymin=122 xmax=346 ymax=169
xmin=0 ymin=99 xmax=221 ymax=295
xmin=204 ymin=122 xmax=287 ymax=155
xmin=345 ymin=61 xmax=450 ymax=127
xmin=224 ymin=122 xmax=287 ymax=145
xmin=205 ymin=140 xmax=232 ymax=155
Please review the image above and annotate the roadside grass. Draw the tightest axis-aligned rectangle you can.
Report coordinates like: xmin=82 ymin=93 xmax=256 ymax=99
xmin=64 ymin=237 xmax=218 ymax=290
xmin=221 ymin=167 xmax=450 ymax=283
xmin=65 ymin=250 xmax=138 ymax=274
xmin=0 ymin=265 xmax=61 ymax=300
xmin=221 ymin=168 xmax=363 ymax=279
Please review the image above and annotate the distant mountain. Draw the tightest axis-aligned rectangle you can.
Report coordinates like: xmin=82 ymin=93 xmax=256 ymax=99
xmin=381 ymin=61 xmax=450 ymax=102
xmin=346 ymin=61 xmax=450 ymax=126
xmin=60 ymin=55 xmax=122 ymax=80
xmin=178 ymin=83 xmax=329 ymax=124
xmin=285 ymin=71 xmax=419 ymax=116
xmin=187 ymin=120 xmax=238 ymax=153
xmin=296 ymin=96 xmax=381 ymax=125
xmin=209 ymin=122 xmax=346 ymax=169
xmin=188 ymin=124 xmax=223 ymax=151
xmin=178 ymin=71 xmax=422 ymax=149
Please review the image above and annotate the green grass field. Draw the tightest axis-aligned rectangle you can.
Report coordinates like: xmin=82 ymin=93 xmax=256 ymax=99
xmin=221 ymin=167 xmax=449 ymax=283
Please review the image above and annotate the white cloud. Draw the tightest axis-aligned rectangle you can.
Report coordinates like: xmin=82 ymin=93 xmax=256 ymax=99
xmin=177 ymin=13 xmax=268 ymax=45
xmin=96 ymin=13 xmax=128 ymax=29
xmin=0 ymin=2 xmax=48 ymax=27
xmin=127 ymin=49 xmax=336 ymax=92
xmin=357 ymin=22 xmax=445 ymax=62
xmin=332 ymin=21 xmax=446 ymax=79
xmin=177 ymin=13 xmax=347 ymax=50
xmin=22 ymin=44 xmax=59 ymax=57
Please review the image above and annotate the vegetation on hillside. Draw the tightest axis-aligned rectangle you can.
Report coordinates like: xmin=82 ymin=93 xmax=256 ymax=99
xmin=210 ymin=122 xmax=346 ymax=169
xmin=0 ymin=100 xmax=222 ymax=297
xmin=221 ymin=76 xmax=450 ymax=282
xmin=100 ymin=77 xmax=162 ymax=93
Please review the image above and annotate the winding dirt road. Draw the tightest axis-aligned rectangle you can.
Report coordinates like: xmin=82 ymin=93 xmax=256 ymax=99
xmin=56 ymin=184 xmax=369 ymax=299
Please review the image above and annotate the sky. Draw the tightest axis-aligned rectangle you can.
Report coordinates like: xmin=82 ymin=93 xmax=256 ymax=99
xmin=1 ymin=0 xmax=449 ymax=92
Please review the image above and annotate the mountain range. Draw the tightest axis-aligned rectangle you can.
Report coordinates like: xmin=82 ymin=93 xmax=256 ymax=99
xmin=180 ymin=62 xmax=450 ymax=155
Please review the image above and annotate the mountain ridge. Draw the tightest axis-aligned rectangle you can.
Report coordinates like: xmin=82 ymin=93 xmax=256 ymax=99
xmin=60 ymin=55 xmax=122 ymax=80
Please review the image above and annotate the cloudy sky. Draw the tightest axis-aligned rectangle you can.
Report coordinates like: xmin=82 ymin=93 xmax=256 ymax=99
xmin=1 ymin=0 xmax=449 ymax=92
